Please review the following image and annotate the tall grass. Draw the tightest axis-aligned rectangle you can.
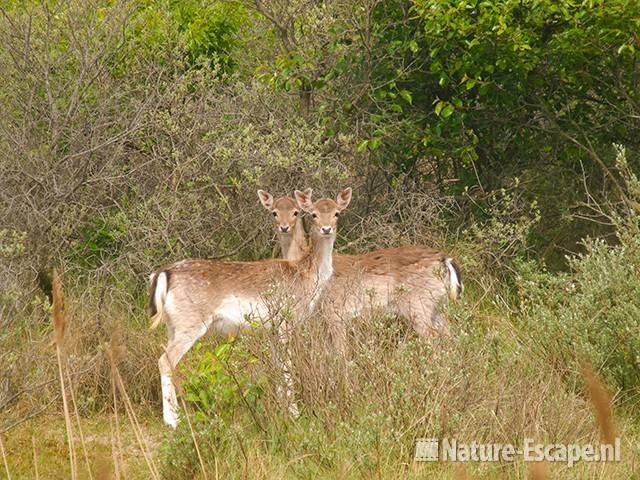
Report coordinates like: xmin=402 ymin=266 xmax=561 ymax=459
xmin=52 ymin=269 xmax=78 ymax=480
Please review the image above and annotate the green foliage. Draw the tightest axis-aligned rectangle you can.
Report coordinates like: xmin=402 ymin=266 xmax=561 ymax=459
xmin=158 ymin=416 xmax=225 ymax=479
xmin=182 ymin=340 xmax=263 ymax=422
xmin=126 ymin=0 xmax=245 ymax=73
xmin=465 ymin=177 xmax=541 ymax=269
xmin=69 ymin=212 xmax=130 ymax=270
xmin=0 ymin=229 xmax=26 ymax=257
xmin=517 ymin=225 xmax=640 ymax=392
xmin=412 ymin=0 xmax=640 ymax=158
xmin=172 ymin=0 xmax=245 ymax=71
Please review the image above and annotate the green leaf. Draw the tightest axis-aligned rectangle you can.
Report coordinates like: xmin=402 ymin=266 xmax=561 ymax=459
xmin=399 ymin=89 xmax=412 ymax=104
xmin=215 ymin=342 xmax=231 ymax=356
xmin=356 ymin=139 xmax=369 ymax=152
xmin=441 ymin=105 xmax=454 ymax=118
xmin=369 ymin=137 xmax=382 ymax=150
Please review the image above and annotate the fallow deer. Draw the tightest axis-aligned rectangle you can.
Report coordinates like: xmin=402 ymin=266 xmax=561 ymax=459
xmin=258 ymin=190 xmax=462 ymax=350
xmin=149 ymin=188 xmax=352 ymax=427
xmin=257 ymin=188 xmax=309 ymax=262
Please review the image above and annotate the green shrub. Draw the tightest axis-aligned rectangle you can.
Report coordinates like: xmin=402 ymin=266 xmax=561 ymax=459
xmin=517 ymin=224 xmax=640 ymax=392
xmin=127 ymin=0 xmax=246 ymax=73
xmin=181 ymin=339 xmax=263 ymax=422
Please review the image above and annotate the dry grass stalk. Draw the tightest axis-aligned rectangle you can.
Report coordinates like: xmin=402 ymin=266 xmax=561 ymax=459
xmin=110 ymin=333 xmax=125 ymax=480
xmin=52 ymin=268 xmax=78 ymax=480
xmin=0 ymin=434 xmax=11 ymax=480
xmin=66 ymin=368 xmax=94 ymax=479
xmin=179 ymin=396 xmax=209 ymax=480
xmin=583 ymin=365 xmax=616 ymax=444
xmin=32 ymin=436 xmax=39 ymax=480
xmin=52 ymin=268 xmax=67 ymax=346
xmin=108 ymin=349 xmax=160 ymax=480
xmin=55 ymin=351 xmax=78 ymax=480
xmin=109 ymin=416 xmax=122 ymax=480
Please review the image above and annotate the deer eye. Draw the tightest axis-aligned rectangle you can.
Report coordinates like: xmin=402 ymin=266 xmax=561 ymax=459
xmin=335 ymin=212 xmax=340 ymax=217
xmin=312 ymin=213 xmax=317 ymax=219
xmin=272 ymin=211 xmax=277 ymax=217
xmin=293 ymin=211 xmax=299 ymax=217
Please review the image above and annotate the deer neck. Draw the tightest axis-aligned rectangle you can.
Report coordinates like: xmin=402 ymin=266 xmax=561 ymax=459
xmin=280 ymin=220 xmax=307 ymax=261
xmin=307 ymin=232 xmax=335 ymax=291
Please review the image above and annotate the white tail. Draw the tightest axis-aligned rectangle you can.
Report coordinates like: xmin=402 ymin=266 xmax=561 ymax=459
xmin=150 ymin=188 xmax=352 ymax=427
xmin=262 ymin=193 xmax=463 ymax=348
xmin=445 ymin=257 xmax=463 ymax=301
xmin=148 ymin=272 xmax=167 ymax=330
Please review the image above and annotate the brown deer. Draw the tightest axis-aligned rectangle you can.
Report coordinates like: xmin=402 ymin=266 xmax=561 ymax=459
xmin=258 ymin=190 xmax=462 ymax=351
xmin=149 ymin=188 xmax=352 ymax=427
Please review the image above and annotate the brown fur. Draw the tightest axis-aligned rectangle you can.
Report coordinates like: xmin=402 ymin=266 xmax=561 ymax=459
xmin=326 ymin=246 xmax=453 ymax=345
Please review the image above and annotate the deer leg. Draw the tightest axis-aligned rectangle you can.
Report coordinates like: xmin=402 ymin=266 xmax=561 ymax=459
xmin=280 ymin=354 xmax=299 ymax=417
xmin=397 ymin=294 xmax=431 ymax=338
xmin=275 ymin=322 xmax=299 ymax=417
xmin=159 ymin=353 xmax=178 ymax=428
xmin=159 ymin=332 xmax=202 ymax=428
xmin=401 ymin=292 xmax=449 ymax=338
xmin=327 ymin=309 xmax=348 ymax=357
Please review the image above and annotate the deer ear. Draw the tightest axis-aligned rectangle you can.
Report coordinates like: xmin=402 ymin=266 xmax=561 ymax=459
xmin=336 ymin=187 xmax=352 ymax=210
xmin=294 ymin=189 xmax=314 ymax=212
xmin=257 ymin=190 xmax=274 ymax=210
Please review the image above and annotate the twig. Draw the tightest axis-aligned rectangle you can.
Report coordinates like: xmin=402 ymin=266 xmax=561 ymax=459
xmin=210 ymin=229 xmax=261 ymax=259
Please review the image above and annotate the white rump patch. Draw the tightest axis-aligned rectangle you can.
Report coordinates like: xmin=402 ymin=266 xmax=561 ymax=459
xmin=213 ymin=295 xmax=268 ymax=335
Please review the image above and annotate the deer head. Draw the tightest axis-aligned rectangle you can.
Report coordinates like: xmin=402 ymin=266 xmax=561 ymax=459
xmin=258 ymin=188 xmax=310 ymax=235
xmin=294 ymin=187 xmax=352 ymax=238
xmin=258 ymin=188 xmax=312 ymax=261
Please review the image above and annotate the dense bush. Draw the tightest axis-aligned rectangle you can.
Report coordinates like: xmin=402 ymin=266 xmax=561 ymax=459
xmin=518 ymin=224 xmax=640 ymax=393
